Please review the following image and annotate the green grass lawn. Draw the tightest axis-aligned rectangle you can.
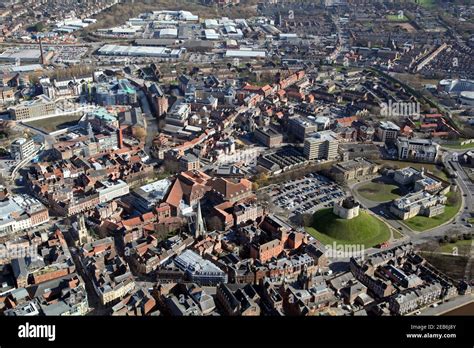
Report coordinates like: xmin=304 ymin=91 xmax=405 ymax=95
xmin=376 ymin=160 xmax=448 ymax=181
xmin=442 ymin=141 xmax=474 ymax=150
xmin=357 ymin=181 xmax=402 ymax=202
xmin=305 ymin=209 xmax=390 ymax=248
xmin=386 ymin=14 xmax=409 ymax=22
xmin=413 ymin=0 xmax=435 ymax=8
xmin=392 ymin=229 xmax=405 ymax=240
xmin=437 ymin=239 xmax=472 ymax=256
xmin=25 ymin=114 xmax=83 ymax=133
xmin=404 ymin=191 xmax=462 ymax=232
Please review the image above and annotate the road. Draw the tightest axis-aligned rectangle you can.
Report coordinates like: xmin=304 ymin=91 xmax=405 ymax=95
xmin=442 ymin=149 xmax=473 ymax=225
xmin=417 ymin=294 xmax=474 ymax=316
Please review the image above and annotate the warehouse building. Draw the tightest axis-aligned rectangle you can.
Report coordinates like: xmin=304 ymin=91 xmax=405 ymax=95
xmin=225 ymin=49 xmax=266 ymax=59
xmin=97 ymin=45 xmax=185 ymax=58
xmin=0 ymin=48 xmax=54 ymax=64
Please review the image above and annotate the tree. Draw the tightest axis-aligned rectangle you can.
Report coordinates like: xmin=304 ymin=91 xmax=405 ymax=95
xmin=447 ymin=193 xmax=459 ymax=206
xmin=29 ymin=22 xmax=45 ymax=32
xmin=163 ymin=160 xmax=179 ymax=174
xmin=299 ymin=213 xmax=314 ymax=227
xmin=133 ymin=126 xmax=147 ymax=142
xmin=255 ymin=172 xmax=269 ymax=186
xmin=206 ymin=216 xmax=224 ymax=231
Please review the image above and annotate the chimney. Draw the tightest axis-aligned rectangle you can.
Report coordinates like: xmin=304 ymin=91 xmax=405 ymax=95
xmin=39 ymin=37 xmax=44 ymax=65
xmin=117 ymin=126 xmax=124 ymax=148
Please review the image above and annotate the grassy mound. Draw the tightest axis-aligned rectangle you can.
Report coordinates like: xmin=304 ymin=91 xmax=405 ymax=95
xmin=305 ymin=208 xmax=390 ymax=248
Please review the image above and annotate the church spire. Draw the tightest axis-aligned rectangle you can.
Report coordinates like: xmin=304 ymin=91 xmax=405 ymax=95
xmin=194 ymin=200 xmax=206 ymax=238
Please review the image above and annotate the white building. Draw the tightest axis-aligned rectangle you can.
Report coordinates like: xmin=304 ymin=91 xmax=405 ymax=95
xmin=132 ymin=178 xmax=172 ymax=212
xmin=0 ymin=194 xmax=50 ymax=235
xmin=396 ymin=137 xmax=440 ymax=163
xmin=97 ymin=180 xmax=129 ymax=204
xmin=10 ymin=138 xmax=35 ymax=161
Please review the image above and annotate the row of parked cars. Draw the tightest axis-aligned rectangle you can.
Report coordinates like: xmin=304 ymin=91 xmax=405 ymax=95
xmin=270 ymin=173 xmax=346 ymax=215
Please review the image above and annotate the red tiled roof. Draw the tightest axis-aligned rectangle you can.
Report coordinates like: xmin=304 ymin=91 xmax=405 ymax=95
xmin=122 ymin=216 xmax=142 ymax=228
xmin=165 ymin=179 xmax=184 ymax=208
xmin=421 ymin=123 xmax=438 ymax=128
xmin=337 ymin=116 xmax=358 ymax=127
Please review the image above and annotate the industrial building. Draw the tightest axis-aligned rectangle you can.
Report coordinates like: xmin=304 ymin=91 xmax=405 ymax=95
xmin=97 ymin=45 xmax=185 ymax=58
xmin=0 ymin=48 xmax=54 ymax=64
xmin=225 ymin=49 xmax=266 ymax=59
xmin=254 ymin=127 xmax=283 ymax=148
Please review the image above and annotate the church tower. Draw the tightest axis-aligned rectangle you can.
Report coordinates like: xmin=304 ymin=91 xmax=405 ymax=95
xmin=76 ymin=214 xmax=91 ymax=245
xmin=87 ymin=122 xmax=95 ymax=142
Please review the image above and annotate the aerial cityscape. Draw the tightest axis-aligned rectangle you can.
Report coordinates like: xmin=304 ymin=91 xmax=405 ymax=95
xmin=0 ymin=0 xmax=473 ymax=321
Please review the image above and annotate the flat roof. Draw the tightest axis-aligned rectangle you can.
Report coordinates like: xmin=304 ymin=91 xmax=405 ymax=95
xmin=225 ymin=49 xmax=266 ymax=58
xmin=98 ymin=44 xmax=183 ymax=57
xmin=0 ymin=49 xmax=42 ymax=60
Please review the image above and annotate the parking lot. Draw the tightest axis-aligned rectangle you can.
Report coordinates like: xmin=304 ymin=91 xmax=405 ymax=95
xmin=265 ymin=173 xmax=346 ymax=216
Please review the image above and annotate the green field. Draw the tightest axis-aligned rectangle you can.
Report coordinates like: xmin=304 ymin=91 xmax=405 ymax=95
xmin=442 ymin=141 xmax=474 ymax=150
xmin=357 ymin=181 xmax=402 ymax=202
xmin=404 ymin=191 xmax=462 ymax=231
xmin=386 ymin=14 xmax=409 ymax=22
xmin=376 ymin=160 xmax=448 ymax=181
xmin=437 ymin=239 xmax=472 ymax=256
xmin=413 ymin=0 xmax=436 ymax=8
xmin=25 ymin=114 xmax=83 ymax=133
xmin=305 ymin=209 xmax=391 ymax=248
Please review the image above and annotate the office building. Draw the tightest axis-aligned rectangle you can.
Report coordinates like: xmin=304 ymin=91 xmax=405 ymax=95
xmin=8 ymin=94 xmax=55 ymax=121
xmin=377 ymin=121 xmax=400 ymax=143
xmin=303 ymin=131 xmax=339 ymax=160
xmin=396 ymin=137 xmax=440 ymax=163
xmin=10 ymin=138 xmax=35 ymax=161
